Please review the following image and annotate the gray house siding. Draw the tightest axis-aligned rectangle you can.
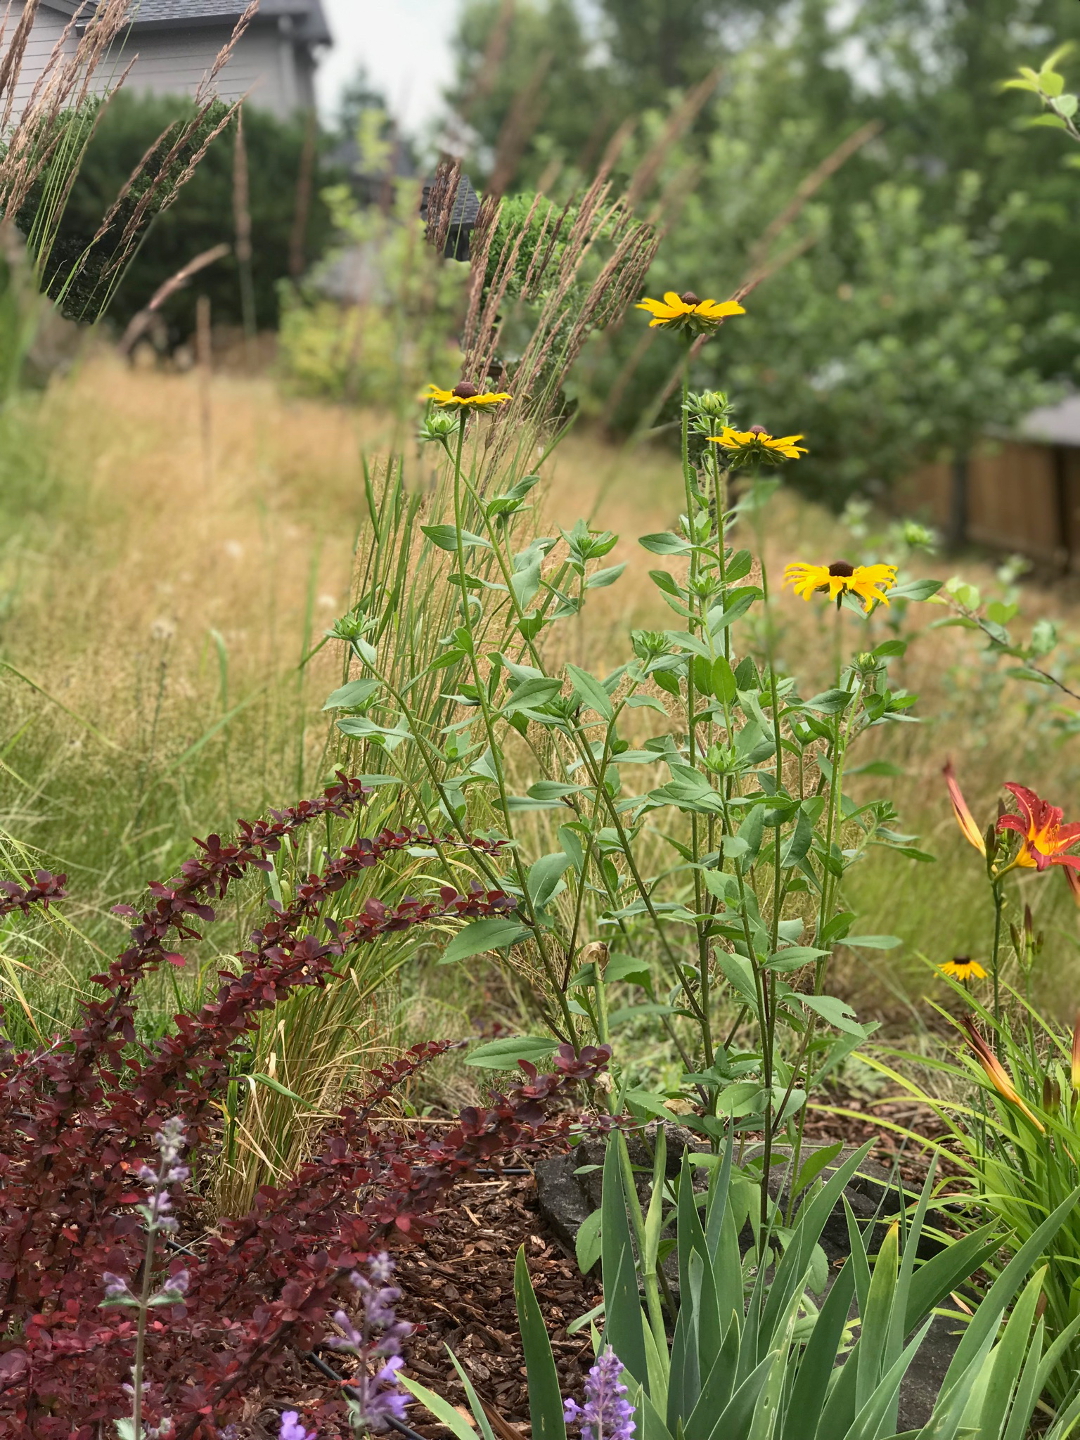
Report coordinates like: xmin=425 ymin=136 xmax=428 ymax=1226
xmin=2 ymin=5 xmax=323 ymax=122
xmin=106 ymin=25 xmax=316 ymax=117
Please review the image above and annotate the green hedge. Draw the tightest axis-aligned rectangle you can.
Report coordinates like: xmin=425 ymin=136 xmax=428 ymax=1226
xmin=27 ymin=92 xmax=338 ymax=337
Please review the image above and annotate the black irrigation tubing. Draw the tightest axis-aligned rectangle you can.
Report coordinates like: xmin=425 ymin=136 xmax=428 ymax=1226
xmin=301 ymin=1346 xmax=433 ymax=1440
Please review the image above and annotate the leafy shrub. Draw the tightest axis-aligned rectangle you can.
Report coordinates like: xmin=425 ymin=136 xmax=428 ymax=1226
xmin=277 ymin=180 xmax=465 ymax=408
xmin=0 ymin=773 xmax=610 ymax=1437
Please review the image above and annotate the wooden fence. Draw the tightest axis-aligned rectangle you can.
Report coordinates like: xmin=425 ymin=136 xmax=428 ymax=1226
xmin=899 ymin=440 xmax=1080 ymax=567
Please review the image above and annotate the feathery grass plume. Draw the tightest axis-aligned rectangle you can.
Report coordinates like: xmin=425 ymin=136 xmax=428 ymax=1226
xmin=422 ymin=155 xmax=464 ymax=257
xmin=0 ymin=0 xmax=135 ymax=254
xmin=453 ymin=168 xmax=658 ymax=451
xmin=1 ymin=0 xmax=257 ymax=341
xmin=486 ymin=48 xmax=553 ymax=201
xmin=233 ymin=105 xmax=257 ymax=345
xmin=289 ymin=105 xmax=319 ymax=278
xmin=57 ymin=2 xmax=260 ymax=317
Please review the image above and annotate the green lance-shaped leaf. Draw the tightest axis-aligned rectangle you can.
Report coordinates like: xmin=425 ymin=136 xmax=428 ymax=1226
xmin=440 ymin=916 xmax=533 ymax=964
xmin=566 ymin=662 xmax=615 ymax=720
xmin=515 ymin=1245 xmax=568 ymax=1440
xmin=601 ymin=1133 xmax=650 ymax=1389
xmin=421 ymin=523 xmax=491 ymax=551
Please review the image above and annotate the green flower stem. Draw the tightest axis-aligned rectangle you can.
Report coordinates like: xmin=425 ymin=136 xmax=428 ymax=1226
xmin=991 ymin=878 xmax=1006 ymax=1024
xmin=677 ymin=350 xmax=716 ymax=1070
xmin=813 ymin=675 xmax=863 ymax=978
xmin=451 ymin=464 xmax=707 ymax=1055
xmin=616 ymin=1130 xmax=669 ymax=1355
xmin=753 ymin=513 xmax=787 ymax=958
xmin=785 ymin=673 xmax=865 ymax=1218
xmin=447 ymin=416 xmax=578 ymax=1043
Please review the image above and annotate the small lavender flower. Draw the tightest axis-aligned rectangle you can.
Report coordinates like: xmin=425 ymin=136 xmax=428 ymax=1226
xmin=279 ymin=1412 xmax=318 ymax=1440
xmin=354 ymin=1356 xmax=410 ymax=1429
xmin=327 ymin=1254 xmax=413 ymax=1432
xmin=159 ymin=1269 xmax=189 ymax=1303
xmin=102 ymin=1271 xmax=133 ymax=1303
xmin=368 ymin=1251 xmax=395 ymax=1284
xmin=563 ymin=1351 xmax=636 ymax=1440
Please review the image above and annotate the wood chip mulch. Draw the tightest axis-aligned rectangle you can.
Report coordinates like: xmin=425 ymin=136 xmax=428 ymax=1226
xmin=803 ymin=1093 xmax=967 ymax=1188
xmin=239 ymin=1163 xmax=600 ymax=1439
xmin=236 ymin=1094 xmax=960 ymax=1437
xmin=392 ymin=1170 xmax=601 ymax=1438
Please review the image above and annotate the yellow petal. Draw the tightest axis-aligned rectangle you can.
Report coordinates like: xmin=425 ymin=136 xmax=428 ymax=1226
xmin=699 ymin=299 xmax=746 ymax=318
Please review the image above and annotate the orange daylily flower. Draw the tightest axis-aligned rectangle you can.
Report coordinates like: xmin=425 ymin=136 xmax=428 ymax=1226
xmin=961 ymin=1017 xmax=1045 ymax=1131
xmin=943 ymin=761 xmax=987 ymax=857
xmin=997 ymin=783 xmax=1080 ymax=873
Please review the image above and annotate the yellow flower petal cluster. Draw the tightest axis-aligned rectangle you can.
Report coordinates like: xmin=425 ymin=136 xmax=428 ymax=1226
xmin=939 ymin=956 xmax=987 ymax=981
xmin=783 ymin=560 xmax=898 ymax=612
xmin=709 ymin=425 xmax=807 ymax=463
xmin=635 ymin=290 xmax=745 ymax=334
xmin=425 ymin=381 xmax=512 ymax=409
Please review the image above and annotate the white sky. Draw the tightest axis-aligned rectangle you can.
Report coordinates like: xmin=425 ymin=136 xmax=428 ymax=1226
xmin=317 ymin=0 xmax=462 ymax=134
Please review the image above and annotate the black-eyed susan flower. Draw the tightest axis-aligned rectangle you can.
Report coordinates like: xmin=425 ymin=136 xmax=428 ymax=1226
xmin=709 ymin=424 xmax=807 ymax=466
xmin=425 ymin=381 xmax=511 ymax=409
xmin=635 ymin=290 xmax=745 ymax=335
xmin=997 ymin=783 xmax=1080 ymax=874
xmin=783 ymin=559 xmax=898 ymax=612
xmin=940 ymin=955 xmax=987 ymax=981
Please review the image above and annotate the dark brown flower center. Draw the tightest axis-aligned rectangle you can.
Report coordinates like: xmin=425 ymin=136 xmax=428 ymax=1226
xmin=748 ymin=424 xmax=769 ymax=435
xmin=828 ymin=560 xmax=855 ymax=577
xmin=952 ymin=956 xmax=973 ymax=968
xmin=679 ymin=291 xmax=700 ymax=305
xmin=452 ymin=381 xmax=480 ymax=398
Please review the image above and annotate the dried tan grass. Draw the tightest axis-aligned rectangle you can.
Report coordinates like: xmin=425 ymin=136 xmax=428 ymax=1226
xmin=8 ymin=355 xmax=1080 ymax=1034
xmin=2 ymin=350 xmax=385 ymax=743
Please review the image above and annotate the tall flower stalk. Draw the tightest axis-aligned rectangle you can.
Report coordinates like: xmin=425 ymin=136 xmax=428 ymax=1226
xmin=326 ymin=1252 xmax=413 ymax=1434
xmin=564 ymin=1350 xmax=636 ymax=1440
xmin=100 ymin=1116 xmax=191 ymax=1440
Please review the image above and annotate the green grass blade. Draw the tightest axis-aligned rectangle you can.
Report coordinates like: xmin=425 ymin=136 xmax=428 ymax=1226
xmin=937 ymin=1186 xmax=1080 ymax=1398
xmin=704 ymin=1350 xmax=780 ymax=1440
xmin=759 ymin=1141 xmax=874 ymax=1342
xmin=601 ymin=1134 xmax=650 ymax=1388
xmin=400 ymin=1375 xmax=481 ymax=1440
xmin=448 ymin=1349 xmax=499 ymax=1440
xmin=843 ymin=1319 xmax=935 ymax=1440
xmin=902 ymin=1223 xmax=1001 ymax=1333
xmin=684 ymin=1314 xmax=741 ymax=1440
xmin=1000 ymin=1318 xmax=1045 ymax=1440
xmin=856 ymin=1220 xmax=899 ymax=1412
xmin=889 ymin=1159 xmax=937 ymax=1366
xmin=783 ymin=1260 xmax=856 ymax=1440
xmin=968 ymin=1268 xmax=1044 ymax=1439
xmin=514 ymin=1245 xmax=568 ymax=1440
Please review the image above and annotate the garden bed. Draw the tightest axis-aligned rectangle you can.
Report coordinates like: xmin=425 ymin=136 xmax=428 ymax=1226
xmin=226 ymin=1159 xmax=602 ymax=1438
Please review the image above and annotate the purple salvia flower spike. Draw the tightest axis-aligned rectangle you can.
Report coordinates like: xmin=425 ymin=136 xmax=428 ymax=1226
xmin=563 ymin=1350 xmax=636 ymax=1440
